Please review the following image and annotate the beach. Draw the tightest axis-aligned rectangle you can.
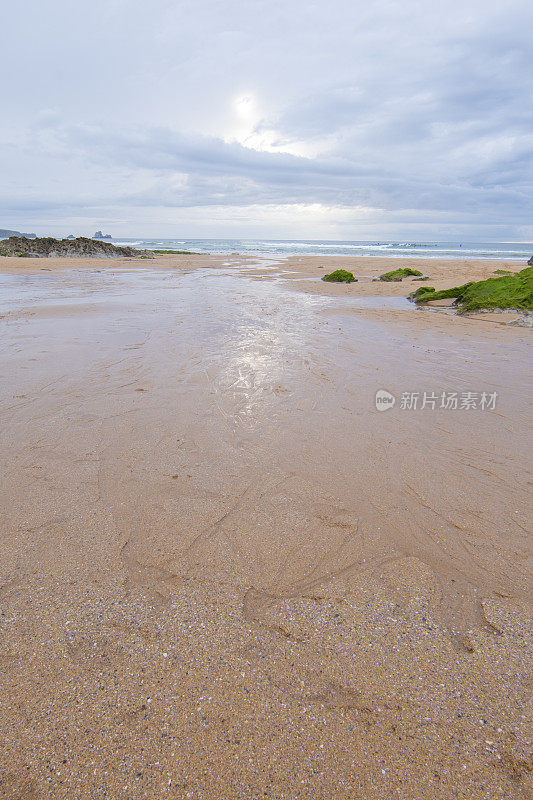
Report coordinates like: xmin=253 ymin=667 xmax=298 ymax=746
xmin=0 ymin=254 xmax=531 ymax=799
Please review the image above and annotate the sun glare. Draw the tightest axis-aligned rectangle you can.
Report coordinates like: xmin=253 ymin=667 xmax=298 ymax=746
xmin=234 ymin=94 xmax=255 ymax=119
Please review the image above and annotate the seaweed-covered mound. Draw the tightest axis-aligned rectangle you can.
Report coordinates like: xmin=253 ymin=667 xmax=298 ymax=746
xmin=322 ymin=269 xmax=357 ymax=283
xmin=379 ymin=267 xmax=423 ymax=282
xmin=408 ymin=286 xmax=436 ymax=302
xmin=0 ymin=236 xmax=151 ymax=258
xmin=409 ymin=267 xmax=533 ymax=312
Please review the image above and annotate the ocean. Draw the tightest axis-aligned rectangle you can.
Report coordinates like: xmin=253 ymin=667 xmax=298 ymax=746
xmin=111 ymin=238 xmax=532 ymax=261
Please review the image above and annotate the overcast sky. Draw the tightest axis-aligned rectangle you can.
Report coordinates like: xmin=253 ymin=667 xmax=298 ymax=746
xmin=1 ymin=0 xmax=532 ymax=240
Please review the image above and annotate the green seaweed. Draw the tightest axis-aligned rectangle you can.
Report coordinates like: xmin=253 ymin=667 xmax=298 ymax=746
xmin=153 ymin=249 xmax=199 ymax=255
xmin=408 ymin=286 xmax=436 ymax=301
xmin=412 ymin=276 xmax=430 ymax=281
xmin=422 ymin=282 xmax=475 ymax=301
xmin=322 ymin=269 xmax=357 ymax=283
xmin=409 ymin=267 xmax=533 ymax=311
xmin=493 ymin=269 xmax=512 ymax=275
xmin=379 ymin=267 xmax=423 ymax=282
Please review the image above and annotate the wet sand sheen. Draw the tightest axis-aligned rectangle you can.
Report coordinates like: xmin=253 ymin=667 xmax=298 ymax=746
xmin=0 ymin=256 xmax=531 ymax=799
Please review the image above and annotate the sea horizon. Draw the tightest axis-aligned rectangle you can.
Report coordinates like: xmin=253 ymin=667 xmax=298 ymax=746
xmin=104 ymin=237 xmax=533 ymax=260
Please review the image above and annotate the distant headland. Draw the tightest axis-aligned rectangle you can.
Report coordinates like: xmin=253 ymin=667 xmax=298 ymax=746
xmin=0 ymin=228 xmax=37 ymax=239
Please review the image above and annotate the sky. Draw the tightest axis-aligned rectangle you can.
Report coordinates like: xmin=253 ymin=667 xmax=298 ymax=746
xmin=1 ymin=0 xmax=532 ymax=240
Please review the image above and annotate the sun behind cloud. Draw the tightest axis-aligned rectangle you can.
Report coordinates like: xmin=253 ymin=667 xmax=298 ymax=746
xmin=229 ymin=92 xmax=314 ymax=157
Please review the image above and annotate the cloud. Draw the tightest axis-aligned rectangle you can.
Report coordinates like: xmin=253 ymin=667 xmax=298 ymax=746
xmin=0 ymin=0 xmax=531 ymax=237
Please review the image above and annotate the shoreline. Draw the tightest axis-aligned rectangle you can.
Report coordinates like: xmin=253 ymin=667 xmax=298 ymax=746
xmin=0 ymin=254 xmax=531 ymax=799
xmin=3 ymin=253 xmax=529 ymax=329
xmin=0 ymin=252 xmax=527 ymax=273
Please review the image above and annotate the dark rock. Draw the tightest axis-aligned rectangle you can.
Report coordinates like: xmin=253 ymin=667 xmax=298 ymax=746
xmin=0 ymin=236 xmax=151 ymax=259
xmin=93 ymin=231 xmax=112 ymax=240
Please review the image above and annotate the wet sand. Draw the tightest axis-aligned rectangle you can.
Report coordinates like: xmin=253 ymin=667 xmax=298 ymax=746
xmin=0 ymin=255 xmax=531 ymax=799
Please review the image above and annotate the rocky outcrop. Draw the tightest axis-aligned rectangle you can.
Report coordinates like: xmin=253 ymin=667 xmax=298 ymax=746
xmin=0 ymin=236 xmax=151 ymax=258
xmin=93 ymin=231 xmax=112 ymax=240
xmin=408 ymin=267 xmax=533 ymax=312
xmin=528 ymin=255 xmax=532 ymax=266
xmin=0 ymin=228 xmax=37 ymax=239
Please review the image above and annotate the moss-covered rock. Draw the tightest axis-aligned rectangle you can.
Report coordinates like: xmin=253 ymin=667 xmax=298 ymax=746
xmin=379 ymin=267 xmax=423 ymax=282
xmin=494 ymin=269 xmax=512 ymax=275
xmin=408 ymin=286 xmax=436 ymax=301
xmin=412 ymin=276 xmax=430 ymax=281
xmin=420 ymin=282 xmax=475 ymax=301
xmin=322 ymin=269 xmax=357 ymax=283
xmin=0 ymin=236 xmax=151 ymax=258
xmin=409 ymin=267 xmax=533 ymax=312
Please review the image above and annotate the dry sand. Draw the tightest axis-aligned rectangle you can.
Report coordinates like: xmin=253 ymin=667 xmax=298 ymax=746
xmin=0 ymin=255 xmax=531 ymax=799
